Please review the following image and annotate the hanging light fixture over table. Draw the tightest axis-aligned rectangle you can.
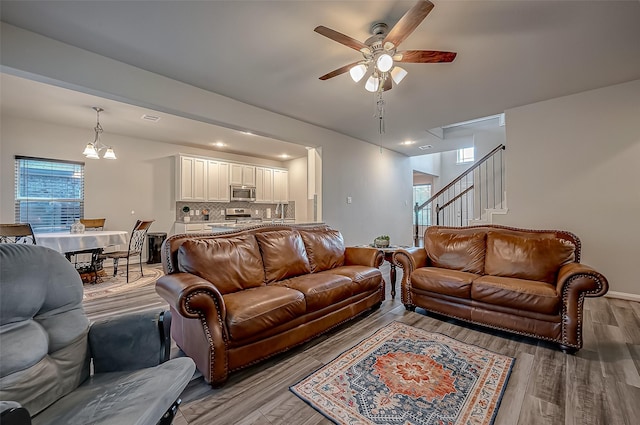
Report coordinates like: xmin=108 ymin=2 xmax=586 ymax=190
xmin=82 ymin=107 xmax=116 ymax=159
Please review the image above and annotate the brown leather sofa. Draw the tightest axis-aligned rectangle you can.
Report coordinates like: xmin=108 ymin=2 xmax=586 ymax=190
xmin=393 ymin=225 xmax=608 ymax=352
xmin=156 ymin=225 xmax=384 ymax=385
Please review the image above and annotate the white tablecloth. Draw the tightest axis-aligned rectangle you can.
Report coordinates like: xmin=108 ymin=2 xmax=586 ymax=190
xmin=35 ymin=231 xmax=128 ymax=253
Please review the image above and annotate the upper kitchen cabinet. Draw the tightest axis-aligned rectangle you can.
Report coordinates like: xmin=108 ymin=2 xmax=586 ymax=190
xmin=178 ymin=155 xmax=207 ymax=201
xmin=273 ymin=169 xmax=289 ymax=203
xmin=230 ymin=164 xmax=256 ymax=186
xmin=207 ymin=160 xmax=230 ymax=202
xmin=255 ymin=167 xmax=273 ymax=203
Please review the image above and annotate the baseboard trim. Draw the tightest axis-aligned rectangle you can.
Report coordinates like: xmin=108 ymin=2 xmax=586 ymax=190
xmin=605 ymin=291 xmax=640 ymax=302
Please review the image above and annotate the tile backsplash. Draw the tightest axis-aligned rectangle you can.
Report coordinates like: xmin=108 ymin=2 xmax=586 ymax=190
xmin=176 ymin=201 xmax=295 ymax=222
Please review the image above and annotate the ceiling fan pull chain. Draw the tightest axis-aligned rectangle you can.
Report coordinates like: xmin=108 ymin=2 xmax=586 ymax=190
xmin=376 ymin=91 xmax=385 ymax=135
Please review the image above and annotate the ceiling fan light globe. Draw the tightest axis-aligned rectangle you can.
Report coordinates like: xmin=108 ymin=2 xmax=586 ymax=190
xmin=365 ymin=76 xmax=380 ymax=92
xmin=103 ymin=148 xmax=117 ymax=160
xmin=349 ymin=64 xmax=367 ymax=83
xmin=376 ymin=54 xmax=393 ymax=73
xmin=391 ymin=66 xmax=408 ymax=84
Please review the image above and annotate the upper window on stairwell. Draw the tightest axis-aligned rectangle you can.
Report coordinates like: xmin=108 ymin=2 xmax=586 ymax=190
xmin=456 ymin=147 xmax=474 ymax=164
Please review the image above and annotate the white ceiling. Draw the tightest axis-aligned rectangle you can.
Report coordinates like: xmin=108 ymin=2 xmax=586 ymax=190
xmin=1 ymin=0 xmax=639 ymax=157
xmin=0 ymin=73 xmax=310 ymax=161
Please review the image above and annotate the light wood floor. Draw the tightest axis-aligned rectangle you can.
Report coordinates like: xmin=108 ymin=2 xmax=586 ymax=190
xmin=83 ymin=265 xmax=640 ymax=425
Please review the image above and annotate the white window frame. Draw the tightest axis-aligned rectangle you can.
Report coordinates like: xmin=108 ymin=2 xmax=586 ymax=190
xmin=456 ymin=147 xmax=475 ymax=164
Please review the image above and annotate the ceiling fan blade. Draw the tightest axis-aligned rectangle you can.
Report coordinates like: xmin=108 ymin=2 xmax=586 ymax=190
xmin=314 ymin=26 xmax=371 ymax=53
xmin=319 ymin=61 xmax=361 ymax=80
xmin=383 ymin=0 xmax=434 ymax=49
xmin=395 ymin=50 xmax=457 ymax=63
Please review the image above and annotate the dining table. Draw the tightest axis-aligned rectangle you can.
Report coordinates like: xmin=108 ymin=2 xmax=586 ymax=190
xmin=35 ymin=230 xmax=128 ymax=283
xmin=35 ymin=230 xmax=128 ymax=254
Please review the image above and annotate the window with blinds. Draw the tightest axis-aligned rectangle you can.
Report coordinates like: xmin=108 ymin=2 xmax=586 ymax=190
xmin=15 ymin=156 xmax=85 ymax=232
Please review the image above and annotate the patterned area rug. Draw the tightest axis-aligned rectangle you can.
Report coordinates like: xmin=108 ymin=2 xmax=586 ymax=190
xmin=291 ymin=321 xmax=514 ymax=425
xmin=82 ymin=265 xmax=163 ymax=300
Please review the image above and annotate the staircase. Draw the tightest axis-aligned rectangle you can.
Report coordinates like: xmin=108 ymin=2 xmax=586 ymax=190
xmin=414 ymin=144 xmax=506 ymax=246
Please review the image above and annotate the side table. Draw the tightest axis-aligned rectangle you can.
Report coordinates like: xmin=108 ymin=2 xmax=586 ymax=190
xmin=359 ymin=244 xmax=408 ymax=298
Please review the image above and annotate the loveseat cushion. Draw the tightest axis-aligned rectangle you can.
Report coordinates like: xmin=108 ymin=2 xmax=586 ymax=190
xmin=298 ymin=229 xmax=345 ymax=272
xmin=276 ymin=273 xmax=353 ymax=312
xmin=471 ymin=275 xmax=560 ymax=315
xmin=410 ymin=267 xmax=478 ymax=299
xmin=178 ymin=235 xmax=265 ymax=294
xmin=425 ymin=227 xmax=487 ymax=274
xmin=322 ymin=266 xmax=383 ymax=294
xmin=484 ymin=231 xmax=575 ymax=284
xmin=255 ymin=230 xmax=311 ymax=283
xmin=222 ymin=286 xmax=306 ymax=341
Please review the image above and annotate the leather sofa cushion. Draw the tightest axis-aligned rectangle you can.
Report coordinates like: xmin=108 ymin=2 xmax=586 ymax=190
xmin=256 ymin=230 xmax=311 ymax=283
xmin=178 ymin=235 xmax=265 ymax=294
xmin=484 ymin=231 xmax=575 ymax=284
xmin=222 ymin=286 xmax=306 ymax=341
xmin=321 ymin=266 xmax=383 ymax=294
xmin=276 ymin=273 xmax=353 ymax=312
xmin=299 ymin=229 xmax=345 ymax=272
xmin=425 ymin=227 xmax=486 ymax=274
xmin=410 ymin=267 xmax=478 ymax=299
xmin=471 ymin=275 xmax=560 ymax=315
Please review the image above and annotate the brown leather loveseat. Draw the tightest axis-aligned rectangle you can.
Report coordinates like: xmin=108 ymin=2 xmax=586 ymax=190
xmin=394 ymin=225 xmax=608 ymax=352
xmin=156 ymin=225 xmax=384 ymax=385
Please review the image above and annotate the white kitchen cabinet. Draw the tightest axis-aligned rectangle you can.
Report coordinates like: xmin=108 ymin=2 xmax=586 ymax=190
xmin=178 ymin=155 xmax=207 ymax=201
xmin=230 ymin=164 xmax=256 ymax=186
xmin=206 ymin=160 xmax=230 ymax=201
xmin=273 ymin=169 xmax=289 ymax=203
xmin=255 ymin=167 xmax=273 ymax=203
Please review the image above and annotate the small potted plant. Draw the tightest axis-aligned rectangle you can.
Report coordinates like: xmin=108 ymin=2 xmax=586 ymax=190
xmin=373 ymin=235 xmax=390 ymax=248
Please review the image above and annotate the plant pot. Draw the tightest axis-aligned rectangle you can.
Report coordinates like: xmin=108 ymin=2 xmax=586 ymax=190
xmin=374 ymin=238 xmax=389 ymax=248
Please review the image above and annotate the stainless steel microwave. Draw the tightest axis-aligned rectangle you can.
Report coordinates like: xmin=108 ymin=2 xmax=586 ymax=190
xmin=230 ymin=185 xmax=256 ymax=202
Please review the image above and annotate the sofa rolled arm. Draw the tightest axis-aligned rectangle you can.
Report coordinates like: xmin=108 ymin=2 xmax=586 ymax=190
xmin=393 ymin=247 xmax=428 ymax=305
xmin=88 ymin=310 xmax=171 ymax=374
xmin=556 ymin=262 xmax=609 ymax=348
xmin=556 ymin=262 xmax=609 ymax=298
xmin=156 ymin=273 xmax=227 ymax=322
xmin=344 ymin=247 xmax=384 ymax=268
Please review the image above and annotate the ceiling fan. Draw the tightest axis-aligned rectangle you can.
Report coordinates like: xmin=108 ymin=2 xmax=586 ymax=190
xmin=314 ymin=0 xmax=456 ymax=92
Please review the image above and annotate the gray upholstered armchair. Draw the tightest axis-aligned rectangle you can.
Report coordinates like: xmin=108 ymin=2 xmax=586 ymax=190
xmin=0 ymin=244 xmax=195 ymax=425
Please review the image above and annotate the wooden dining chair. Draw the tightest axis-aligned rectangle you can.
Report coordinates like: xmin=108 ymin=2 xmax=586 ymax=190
xmin=0 ymin=223 xmax=36 ymax=245
xmin=99 ymin=220 xmax=154 ymax=283
xmin=80 ymin=218 xmax=106 ymax=230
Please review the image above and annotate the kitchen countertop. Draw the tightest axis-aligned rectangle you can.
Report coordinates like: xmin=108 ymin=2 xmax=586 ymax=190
xmin=204 ymin=220 xmax=324 ymax=229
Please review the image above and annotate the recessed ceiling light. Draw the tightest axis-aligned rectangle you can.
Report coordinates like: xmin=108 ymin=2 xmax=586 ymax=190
xmin=242 ymin=131 xmax=254 ymax=136
xmin=212 ymin=141 xmax=226 ymax=147
xmin=279 ymin=154 xmax=290 ymax=159
xmin=418 ymin=145 xmax=433 ymax=150
xmin=141 ymin=114 xmax=160 ymax=122
xmin=400 ymin=140 xmax=415 ymax=146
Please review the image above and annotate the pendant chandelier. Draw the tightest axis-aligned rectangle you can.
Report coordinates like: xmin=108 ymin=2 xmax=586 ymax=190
xmin=82 ymin=107 xmax=116 ymax=160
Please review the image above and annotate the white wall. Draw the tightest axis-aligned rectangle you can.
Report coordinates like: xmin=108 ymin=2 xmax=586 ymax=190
xmin=0 ymin=23 xmax=413 ymax=246
xmin=495 ymin=79 xmax=640 ymax=297
xmin=286 ymin=156 xmax=308 ymax=221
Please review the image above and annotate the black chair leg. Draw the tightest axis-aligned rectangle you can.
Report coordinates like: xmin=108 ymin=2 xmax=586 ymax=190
xmin=113 ymin=259 xmax=119 ymax=277
xmin=126 ymin=260 xmax=130 ymax=283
